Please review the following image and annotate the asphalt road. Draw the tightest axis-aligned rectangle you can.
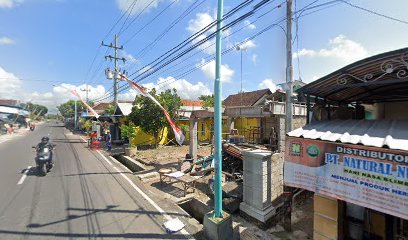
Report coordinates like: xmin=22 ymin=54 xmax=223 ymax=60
xmin=0 ymin=122 xmax=191 ymax=239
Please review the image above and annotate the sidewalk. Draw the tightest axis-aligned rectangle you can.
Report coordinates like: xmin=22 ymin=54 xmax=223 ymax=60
xmin=0 ymin=127 xmax=30 ymax=144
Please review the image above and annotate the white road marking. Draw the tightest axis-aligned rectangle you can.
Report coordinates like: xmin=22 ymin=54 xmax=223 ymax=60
xmin=79 ymin=136 xmax=87 ymax=143
xmin=75 ymin=134 xmax=192 ymax=238
xmin=18 ymin=166 xmax=32 ymax=185
xmin=96 ymin=151 xmax=192 ymax=239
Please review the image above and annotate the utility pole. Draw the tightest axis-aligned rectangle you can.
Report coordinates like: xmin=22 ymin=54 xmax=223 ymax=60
xmin=102 ymin=34 xmax=126 ymax=108
xmin=74 ymin=100 xmax=77 ymax=130
xmin=283 ymin=0 xmax=293 ymax=232
xmin=81 ymin=85 xmax=91 ymax=115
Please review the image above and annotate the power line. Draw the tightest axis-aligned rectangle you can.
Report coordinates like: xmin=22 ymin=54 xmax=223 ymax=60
xmin=123 ymin=0 xmax=178 ymax=45
xmin=92 ymin=0 xmax=332 ymax=103
xmin=340 ymin=0 xmax=408 ymax=25
xmin=118 ymin=0 xmax=159 ymax=36
xmin=128 ymin=0 xmax=270 ymax=80
xmin=92 ymin=0 xmax=284 ymax=102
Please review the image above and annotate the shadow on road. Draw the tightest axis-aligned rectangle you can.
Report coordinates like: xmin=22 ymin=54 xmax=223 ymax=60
xmin=63 ymin=172 xmax=130 ymax=177
xmin=0 ymin=229 xmax=188 ymax=239
xmin=23 ymin=205 xmax=190 ymax=238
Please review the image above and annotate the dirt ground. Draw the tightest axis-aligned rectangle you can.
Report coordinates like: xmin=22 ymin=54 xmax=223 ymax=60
xmin=129 ymin=145 xmax=314 ymax=239
xmin=132 ymin=144 xmax=212 ymax=169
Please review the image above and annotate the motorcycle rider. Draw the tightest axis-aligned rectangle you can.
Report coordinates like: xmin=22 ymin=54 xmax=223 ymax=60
xmin=36 ymin=136 xmax=55 ymax=167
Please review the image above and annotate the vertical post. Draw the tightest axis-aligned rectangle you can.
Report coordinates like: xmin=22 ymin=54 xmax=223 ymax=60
xmin=114 ymin=34 xmax=119 ymax=108
xmin=213 ymin=0 xmax=224 ymax=219
xmin=283 ymin=0 xmax=293 ymax=232
xmin=285 ymin=0 xmax=293 ymax=133
xmin=189 ymin=116 xmax=198 ymax=160
xmin=74 ymin=100 xmax=78 ymax=130
xmin=240 ymin=48 xmax=243 ymax=107
xmin=306 ymin=94 xmax=311 ymax=124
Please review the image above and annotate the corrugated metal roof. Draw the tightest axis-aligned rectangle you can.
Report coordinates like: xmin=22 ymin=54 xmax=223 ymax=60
xmin=288 ymin=119 xmax=408 ymax=151
xmin=298 ymin=47 xmax=408 ymax=103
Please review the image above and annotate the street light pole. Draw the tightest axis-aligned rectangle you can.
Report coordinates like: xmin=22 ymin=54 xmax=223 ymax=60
xmin=213 ymin=0 xmax=224 ymax=219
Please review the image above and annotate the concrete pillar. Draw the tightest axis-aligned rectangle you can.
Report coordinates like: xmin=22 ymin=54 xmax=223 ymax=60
xmin=240 ymin=149 xmax=280 ymax=224
xmin=189 ymin=116 xmax=198 ymax=160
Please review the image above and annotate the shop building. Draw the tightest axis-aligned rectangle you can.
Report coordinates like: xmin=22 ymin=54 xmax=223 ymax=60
xmin=285 ymin=48 xmax=408 ymax=239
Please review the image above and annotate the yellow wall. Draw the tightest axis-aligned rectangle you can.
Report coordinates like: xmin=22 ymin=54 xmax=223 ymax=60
xmin=129 ymin=126 xmax=169 ymax=146
xmin=179 ymin=118 xmax=229 ymax=142
xmin=233 ymin=117 xmax=260 ymax=141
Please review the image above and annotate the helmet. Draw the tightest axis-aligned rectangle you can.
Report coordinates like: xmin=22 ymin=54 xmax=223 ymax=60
xmin=41 ymin=136 xmax=49 ymax=143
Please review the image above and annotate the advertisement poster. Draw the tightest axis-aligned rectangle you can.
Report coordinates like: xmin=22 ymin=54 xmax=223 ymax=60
xmin=284 ymin=137 xmax=408 ymax=220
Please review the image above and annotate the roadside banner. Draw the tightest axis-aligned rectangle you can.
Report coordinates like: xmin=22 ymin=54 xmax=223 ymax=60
xmin=122 ymin=75 xmax=185 ymax=146
xmin=69 ymin=89 xmax=100 ymax=119
xmin=284 ymin=137 xmax=408 ymax=220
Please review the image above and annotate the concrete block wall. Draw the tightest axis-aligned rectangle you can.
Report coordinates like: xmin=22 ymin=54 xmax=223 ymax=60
xmin=271 ymin=152 xmax=284 ymax=201
xmin=242 ymin=150 xmax=273 ymax=210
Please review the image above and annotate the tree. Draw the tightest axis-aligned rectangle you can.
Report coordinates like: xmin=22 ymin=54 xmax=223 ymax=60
xmin=21 ymin=103 xmax=48 ymax=116
xmin=57 ymin=100 xmax=86 ymax=119
xmin=198 ymin=94 xmax=224 ymax=108
xmin=104 ymin=104 xmax=115 ymax=115
xmin=128 ymin=88 xmax=181 ymax=147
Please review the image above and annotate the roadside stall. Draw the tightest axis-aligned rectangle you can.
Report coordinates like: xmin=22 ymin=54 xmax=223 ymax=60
xmin=285 ymin=48 xmax=408 ymax=239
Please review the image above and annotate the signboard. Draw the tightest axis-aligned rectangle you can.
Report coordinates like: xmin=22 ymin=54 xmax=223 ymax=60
xmin=284 ymin=137 xmax=408 ymax=220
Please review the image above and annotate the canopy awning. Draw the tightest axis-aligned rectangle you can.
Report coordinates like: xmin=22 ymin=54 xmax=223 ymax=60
xmin=298 ymin=47 xmax=408 ymax=103
xmin=288 ymin=119 xmax=408 ymax=151
xmin=0 ymin=106 xmax=19 ymax=114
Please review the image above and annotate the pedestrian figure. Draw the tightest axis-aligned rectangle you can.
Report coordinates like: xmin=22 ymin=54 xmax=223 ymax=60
xmin=106 ymin=130 xmax=112 ymax=151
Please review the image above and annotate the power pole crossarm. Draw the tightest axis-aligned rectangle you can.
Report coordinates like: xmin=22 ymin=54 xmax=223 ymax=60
xmin=102 ymin=34 xmax=126 ymax=108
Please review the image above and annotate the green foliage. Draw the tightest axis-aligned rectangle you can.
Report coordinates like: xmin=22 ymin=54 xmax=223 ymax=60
xmin=21 ymin=103 xmax=48 ymax=116
xmin=57 ymin=100 xmax=86 ymax=119
xmin=198 ymin=95 xmax=214 ymax=108
xmin=199 ymin=94 xmax=224 ymax=108
xmin=82 ymin=119 xmax=93 ymax=134
xmin=180 ymin=124 xmax=189 ymax=134
xmin=128 ymin=88 xmax=181 ymax=147
xmin=104 ymin=104 xmax=115 ymax=115
xmin=120 ymin=122 xmax=137 ymax=147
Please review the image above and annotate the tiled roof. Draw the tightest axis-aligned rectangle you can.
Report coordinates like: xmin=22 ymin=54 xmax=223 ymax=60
xmin=93 ymin=102 xmax=112 ymax=111
xmin=0 ymin=99 xmax=19 ymax=106
xmin=181 ymin=99 xmax=203 ymax=107
xmin=224 ymin=89 xmax=271 ymax=107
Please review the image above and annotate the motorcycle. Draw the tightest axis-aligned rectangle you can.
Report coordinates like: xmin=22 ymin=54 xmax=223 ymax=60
xmin=32 ymin=144 xmax=55 ymax=176
xmin=29 ymin=125 xmax=35 ymax=131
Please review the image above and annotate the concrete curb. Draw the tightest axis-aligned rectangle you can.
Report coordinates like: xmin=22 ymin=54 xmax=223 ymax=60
xmin=115 ymin=155 xmax=146 ymax=172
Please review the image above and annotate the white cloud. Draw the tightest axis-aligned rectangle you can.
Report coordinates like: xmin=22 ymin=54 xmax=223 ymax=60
xmin=258 ymin=79 xmax=277 ymax=93
xmin=0 ymin=0 xmax=23 ymax=8
xmin=116 ymin=0 xmax=162 ymax=15
xmin=0 ymin=66 xmax=107 ymax=113
xmin=187 ymin=12 xmax=231 ymax=55
xmin=244 ymin=20 xmax=256 ymax=30
xmin=118 ymin=77 xmax=211 ymax=100
xmin=293 ymin=35 xmax=368 ymax=63
xmin=237 ymin=39 xmax=256 ymax=51
xmin=199 ymin=59 xmax=234 ymax=83
xmin=251 ymin=54 xmax=258 ymax=64
xmin=0 ymin=37 xmax=15 ymax=45
xmin=0 ymin=67 xmax=22 ymax=98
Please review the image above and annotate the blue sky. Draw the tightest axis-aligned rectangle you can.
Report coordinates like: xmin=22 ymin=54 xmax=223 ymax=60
xmin=0 ymin=0 xmax=407 ymax=112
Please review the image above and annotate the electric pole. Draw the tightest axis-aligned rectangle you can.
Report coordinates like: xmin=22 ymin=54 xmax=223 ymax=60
xmin=81 ymin=85 xmax=91 ymax=115
xmin=102 ymin=34 xmax=126 ymax=107
xmin=283 ymin=0 xmax=293 ymax=232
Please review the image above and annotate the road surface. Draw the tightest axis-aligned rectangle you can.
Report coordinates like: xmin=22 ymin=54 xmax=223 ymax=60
xmin=0 ymin=122 xmax=191 ymax=239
